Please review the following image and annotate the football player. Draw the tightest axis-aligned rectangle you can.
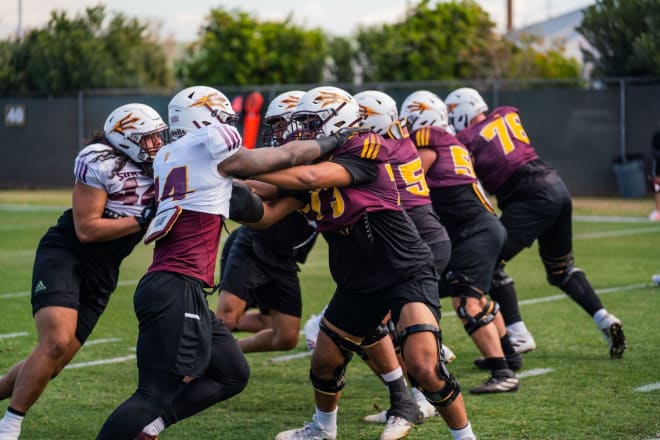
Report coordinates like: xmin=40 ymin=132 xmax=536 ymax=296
xmin=354 ymin=90 xmax=453 ymax=432
xmin=96 ymin=85 xmax=353 ymax=439
xmin=446 ymin=87 xmax=626 ymax=359
xmin=0 ymin=104 xmax=168 ymax=440
xmin=216 ymin=90 xmax=320 ymax=354
xmin=401 ymin=90 xmax=520 ymax=395
xmin=246 ymin=86 xmax=476 ymax=440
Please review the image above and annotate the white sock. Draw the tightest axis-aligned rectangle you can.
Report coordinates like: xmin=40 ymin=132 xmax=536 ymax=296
xmin=451 ymin=421 xmax=476 ymax=440
xmin=592 ymin=308 xmax=609 ymax=325
xmin=312 ymin=406 xmax=337 ymax=432
xmin=142 ymin=416 xmax=165 ymax=435
xmin=0 ymin=409 xmax=23 ymax=437
xmin=380 ymin=366 xmax=403 ymax=383
xmin=506 ymin=321 xmax=529 ymax=334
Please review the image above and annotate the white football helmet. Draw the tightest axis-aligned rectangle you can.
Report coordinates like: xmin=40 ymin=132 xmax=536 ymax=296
xmin=292 ymin=86 xmax=361 ymax=139
xmin=103 ymin=103 xmax=168 ymax=163
xmin=263 ymin=90 xmax=305 ymax=146
xmin=168 ymin=85 xmax=239 ymax=140
xmin=354 ymin=90 xmax=399 ymax=136
xmin=444 ymin=87 xmax=488 ymax=133
xmin=399 ymin=90 xmax=449 ymax=133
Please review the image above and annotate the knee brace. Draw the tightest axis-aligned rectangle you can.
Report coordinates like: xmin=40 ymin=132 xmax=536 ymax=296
xmin=309 ymin=321 xmax=356 ymax=395
xmin=491 ymin=262 xmax=514 ymax=289
xmin=397 ymin=324 xmax=461 ymax=407
xmin=544 ymin=252 xmax=578 ymax=287
xmin=456 ymin=296 xmax=500 ymax=335
xmin=356 ymin=323 xmax=390 ymax=361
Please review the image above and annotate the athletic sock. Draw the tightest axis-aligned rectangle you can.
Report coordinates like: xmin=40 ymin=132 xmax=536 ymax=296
xmin=0 ymin=407 xmax=24 ymax=438
xmin=451 ymin=421 xmax=476 ymax=440
xmin=312 ymin=406 xmax=337 ymax=432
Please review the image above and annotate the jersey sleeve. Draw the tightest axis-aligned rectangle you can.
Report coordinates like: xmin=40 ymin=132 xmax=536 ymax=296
xmin=73 ymin=145 xmax=110 ymax=191
xmin=200 ymin=124 xmax=243 ymax=161
xmin=330 ymin=154 xmax=378 ymax=184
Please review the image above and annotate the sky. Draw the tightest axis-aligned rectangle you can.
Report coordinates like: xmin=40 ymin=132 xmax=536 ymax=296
xmin=0 ymin=0 xmax=596 ymax=42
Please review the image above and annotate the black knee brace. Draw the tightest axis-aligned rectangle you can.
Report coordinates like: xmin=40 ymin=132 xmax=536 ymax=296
xmin=309 ymin=321 xmax=357 ymax=395
xmin=543 ymin=252 xmax=576 ymax=287
xmin=456 ymin=296 xmax=500 ymax=335
xmin=356 ymin=323 xmax=390 ymax=361
xmin=398 ymin=324 xmax=461 ymax=407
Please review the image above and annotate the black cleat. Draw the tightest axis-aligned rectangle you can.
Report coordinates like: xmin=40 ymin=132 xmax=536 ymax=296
xmin=469 ymin=369 xmax=520 ymax=395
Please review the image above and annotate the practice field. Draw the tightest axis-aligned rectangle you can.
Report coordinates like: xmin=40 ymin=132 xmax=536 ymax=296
xmin=0 ymin=190 xmax=659 ymax=439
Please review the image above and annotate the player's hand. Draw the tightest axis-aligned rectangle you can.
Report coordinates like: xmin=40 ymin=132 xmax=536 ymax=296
xmin=135 ymin=200 xmax=157 ymax=230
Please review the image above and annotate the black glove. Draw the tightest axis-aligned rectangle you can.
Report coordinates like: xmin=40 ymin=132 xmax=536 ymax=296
xmin=135 ymin=200 xmax=157 ymax=230
xmin=317 ymin=127 xmax=370 ymax=155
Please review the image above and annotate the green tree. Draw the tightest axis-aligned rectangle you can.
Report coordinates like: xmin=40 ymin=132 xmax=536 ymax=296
xmin=326 ymin=36 xmax=356 ymax=83
xmin=355 ymin=0 xmax=579 ymax=82
xmin=577 ymin=0 xmax=660 ymax=77
xmin=0 ymin=5 xmax=171 ymax=96
xmin=177 ymin=8 xmax=329 ymax=86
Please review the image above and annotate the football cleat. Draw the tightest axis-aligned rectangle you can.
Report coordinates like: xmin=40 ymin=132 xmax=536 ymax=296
xmin=415 ymin=396 xmax=439 ymax=419
xmin=469 ymin=369 xmax=519 ymax=395
xmin=441 ymin=344 xmax=456 ymax=364
xmin=473 ymin=352 xmax=523 ymax=371
xmin=506 ymin=327 xmax=537 ymax=354
xmin=275 ymin=421 xmax=336 ymax=440
xmin=597 ymin=314 xmax=626 ymax=359
xmin=380 ymin=416 xmax=414 ymax=440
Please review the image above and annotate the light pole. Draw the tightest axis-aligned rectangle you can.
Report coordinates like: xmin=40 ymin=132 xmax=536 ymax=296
xmin=17 ymin=0 xmax=23 ymax=39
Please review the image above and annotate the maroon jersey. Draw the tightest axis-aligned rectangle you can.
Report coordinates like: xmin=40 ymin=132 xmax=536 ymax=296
xmin=149 ymin=211 xmax=222 ymax=287
xmin=410 ymin=126 xmax=478 ymax=188
xmin=304 ymin=132 xmax=401 ymax=232
xmin=385 ymin=136 xmax=431 ymax=210
xmin=456 ymin=106 xmax=538 ymax=194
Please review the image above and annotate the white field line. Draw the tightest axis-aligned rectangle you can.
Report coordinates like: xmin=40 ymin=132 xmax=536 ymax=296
xmin=0 ymin=204 xmax=68 ymax=212
xmin=65 ymin=355 xmax=135 ymax=370
xmin=270 ymin=351 xmax=313 ymax=363
xmin=573 ymin=215 xmax=650 ymax=223
xmin=83 ymin=337 xmax=121 ymax=346
xmin=518 ymin=368 xmax=554 ymax=378
xmin=0 ymin=332 xmax=28 ymax=339
xmin=575 ymin=226 xmax=660 ymax=240
xmin=634 ymin=382 xmax=660 ymax=392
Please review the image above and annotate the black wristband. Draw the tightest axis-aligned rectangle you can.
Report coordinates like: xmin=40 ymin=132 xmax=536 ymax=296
xmin=135 ymin=215 xmax=150 ymax=230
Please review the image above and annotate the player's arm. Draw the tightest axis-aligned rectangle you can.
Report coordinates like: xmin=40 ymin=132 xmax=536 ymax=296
xmin=241 ymin=197 xmax=306 ymax=230
xmin=72 ymin=181 xmax=142 ymax=243
xmin=253 ymin=161 xmax=353 ymax=190
xmin=417 ymin=147 xmax=438 ymax=173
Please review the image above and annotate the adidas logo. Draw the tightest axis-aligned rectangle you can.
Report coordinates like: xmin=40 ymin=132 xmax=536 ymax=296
xmin=34 ymin=280 xmax=47 ymax=293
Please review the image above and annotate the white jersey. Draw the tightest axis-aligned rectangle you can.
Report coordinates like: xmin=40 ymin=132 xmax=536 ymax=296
xmin=153 ymin=124 xmax=242 ymax=217
xmin=74 ymin=143 xmax=154 ymax=217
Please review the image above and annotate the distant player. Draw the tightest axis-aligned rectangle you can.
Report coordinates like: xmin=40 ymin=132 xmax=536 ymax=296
xmin=446 ymin=87 xmax=626 ymax=359
xmin=401 ymin=90 xmax=520 ymax=394
xmin=217 ymin=90 xmax=319 ymax=353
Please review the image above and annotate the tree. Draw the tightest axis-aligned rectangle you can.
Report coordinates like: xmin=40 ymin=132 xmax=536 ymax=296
xmin=176 ymin=8 xmax=329 ymax=86
xmin=0 ymin=5 xmax=171 ymax=96
xmin=577 ymin=0 xmax=660 ymax=77
xmin=355 ymin=0 xmax=579 ymax=82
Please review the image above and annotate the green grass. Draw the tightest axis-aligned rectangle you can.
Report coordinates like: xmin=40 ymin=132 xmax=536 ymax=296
xmin=1 ymin=190 xmax=659 ymax=439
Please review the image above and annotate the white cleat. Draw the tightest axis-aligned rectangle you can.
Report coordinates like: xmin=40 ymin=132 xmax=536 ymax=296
xmin=506 ymin=326 xmax=537 ymax=354
xmin=380 ymin=416 xmax=414 ymax=440
xmin=363 ymin=410 xmax=388 ymax=424
xmin=416 ymin=397 xmax=439 ymax=419
xmin=275 ymin=421 xmax=336 ymax=440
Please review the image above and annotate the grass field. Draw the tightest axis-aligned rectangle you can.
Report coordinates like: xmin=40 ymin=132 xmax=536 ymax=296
xmin=1 ymin=190 xmax=659 ymax=440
